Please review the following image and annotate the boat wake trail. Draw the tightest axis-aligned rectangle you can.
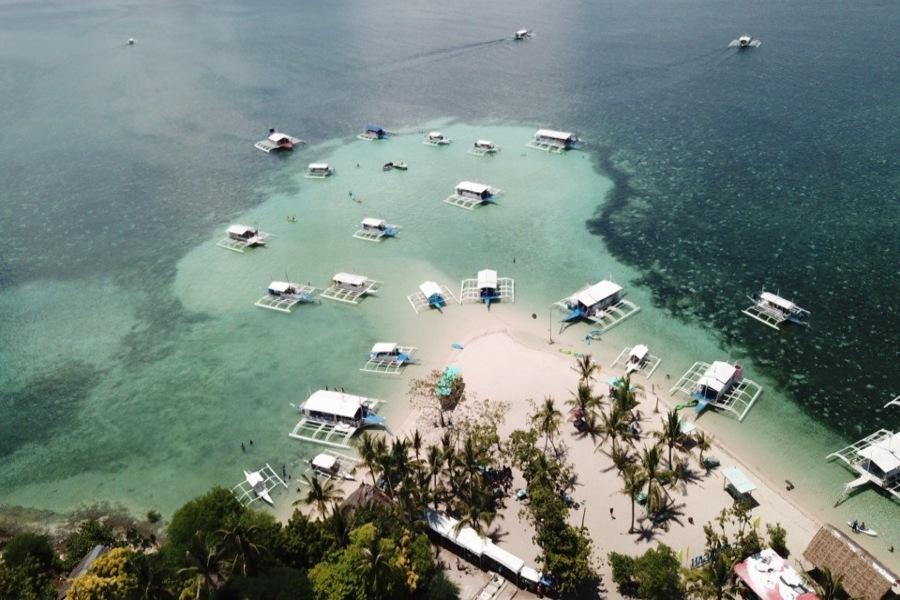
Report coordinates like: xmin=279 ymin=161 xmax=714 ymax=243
xmin=367 ymin=38 xmax=507 ymax=74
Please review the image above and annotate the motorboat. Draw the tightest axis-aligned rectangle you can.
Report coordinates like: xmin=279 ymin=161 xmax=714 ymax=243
xmin=738 ymin=34 xmax=753 ymax=48
xmin=514 ymin=29 xmax=532 ymax=40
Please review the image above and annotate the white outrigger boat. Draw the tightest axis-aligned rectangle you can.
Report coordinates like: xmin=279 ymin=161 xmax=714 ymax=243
xmin=459 ymin=269 xmax=515 ymax=306
xmin=352 ymin=218 xmax=400 ymax=242
xmin=611 ymin=344 xmax=661 ymax=378
xmin=444 ymin=181 xmax=502 ymax=210
xmin=305 ymin=162 xmax=335 ymax=178
xmin=255 ymin=128 xmax=305 ymax=153
xmin=742 ymin=290 xmax=809 ymax=330
xmin=514 ymin=29 xmax=532 ymax=40
xmin=469 ymin=139 xmax=501 ymax=156
xmin=556 ymin=280 xmax=640 ymax=332
xmin=305 ymin=451 xmax=358 ymax=481
xmin=407 ymin=281 xmax=457 ymax=314
xmin=231 ymin=464 xmax=287 ymax=507
xmin=289 ymin=390 xmax=389 ymax=449
xmin=255 ymin=281 xmax=319 ymax=313
xmin=730 ymin=34 xmax=761 ymax=49
xmin=423 ymin=131 xmax=452 ymax=146
xmin=320 ymin=272 xmax=380 ymax=304
xmin=670 ymin=361 xmax=763 ymax=422
xmin=526 ymin=128 xmax=581 ymax=153
xmin=361 ymin=342 xmax=417 ymax=375
xmin=216 ymin=224 xmax=270 ymax=253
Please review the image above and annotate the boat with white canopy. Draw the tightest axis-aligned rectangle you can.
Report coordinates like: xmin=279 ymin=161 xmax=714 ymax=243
xmin=423 ymin=131 xmax=451 ymax=146
xmin=669 ymin=360 xmax=763 ymax=421
xmin=289 ymin=390 xmax=388 ymax=449
xmin=302 ymin=451 xmax=359 ymax=482
xmin=320 ymin=272 xmax=380 ymax=304
xmin=305 ymin=162 xmax=334 ymax=178
xmin=254 ymin=128 xmax=305 ymax=153
xmin=254 ymin=280 xmax=320 ymax=313
xmin=514 ymin=29 xmax=532 ymax=40
xmin=469 ymin=139 xmax=501 ymax=156
xmin=231 ymin=464 xmax=287 ymax=507
xmin=742 ymin=290 xmax=809 ymax=330
xmin=556 ymin=279 xmax=640 ymax=332
xmin=444 ymin=181 xmax=503 ymax=210
xmin=407 ymin=280 xmax=457 ymax=314
xmin=526 ymin=128 xmax=581 ymax=153
xmin=459 ymin=269 xmax=515 ymax=306
xmin=611 ymin=344 xmax=661 ymax=378
xmin=828 ymin=400 xmax=900 ymax=503
xmin=352 ymin=218 xmax=400 ymax=242
xmin=217 ymin=224 xmax=271 ymax=253
xmin=730 ymin=34 xmax=761 ymax=49
xmin=361 ymin=342 xmax=417 ymax=375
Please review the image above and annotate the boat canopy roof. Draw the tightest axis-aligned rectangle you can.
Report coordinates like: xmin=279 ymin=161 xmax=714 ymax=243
xmin=303 ymin=390 xmax=367 ymax=418
xmin=371 ymin=342 xmax=398 ymax=354
xmin=419 ymin=281 xmax=443 ymax=298
xmin=308 ymin=162 xmax=330 ymax=170
xmin=516 ymin=29 xmax=529 ymax=36
xmin=427 ymin=131 xmax=444 ymax=138
xmin=333 ymin=272 xmax=368 ymax=286
xmin=268 ymin=281 xmax=293 ymax=294
xmin=268 ymin=132 xmax=290 ymax=141
xmin=630 ymin=344 xmax=649 ymax=361
xmin=362 ymin=217 xmax=386 ymax=228
xmin=475 ymin=139 xmax=494 ymax=147
xmin=722 ymin=466 xmax=757 ymax=495
xmin=457 ymin=181 xmax=490 ymax=195
xmin=245 ymin=470 xmax=264 ymax=486
xmin=228 ymin=224 xmax=255 ymax=235
xmin=535 ymin=128 xmax=576 ymax=142
xmin=312 ymin=453 xmax=337 ymax=471
xmin=760 ymin=291 xmax=797 ymax=311
xmin=483 ymin=541 xmax=525 ymax=573
xmin=477 ymin=269 xmax=498 ymax=289
xmin=697 ymin=361 xmax=737 ymax=393
xmin=858 ymin=432 xmax=900 ymax=474
xmin=572 ymin=280 xmax=622 ymax=307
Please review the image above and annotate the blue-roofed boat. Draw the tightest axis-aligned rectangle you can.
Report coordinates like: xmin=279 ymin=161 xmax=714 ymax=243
xmin=358 ymin=124 xmax=389 ymax=141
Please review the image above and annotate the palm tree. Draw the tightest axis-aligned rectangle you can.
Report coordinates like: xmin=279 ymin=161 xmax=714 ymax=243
xmin=668 ymin=456 xmax=692 ymax=496
xmin=567 ymin=382 xmax=599 ymax=417
xmin=695 ymin=431 xmax=713 ymax=465
xmin=655 ymin=409 xmax=686 ymax=468
xmin=639 ymin=443 xmax=664 ymax=514
xmin=294 ymin=474 xmax=344 ymax=518
xmin=610 ymin=374 xmax=642 ymax=414
xmin=358 ymin=533 xmax=395 ymax=599
xmin=807 ymin=566 xmax=847 ymax=600
xmin=607 ymin=440 xmax=632 ymax=476
xmin=178 ymin=535 xmax=227 ymax=598
xmin=358 ymin=433 xmax=381 ymax=486
xmin=131 ymin=552 xmax=174 ymax=600
xmin=574 ymin=408 xmax=602 ymax=442
xmin=574 ymin=353 xmax=601 ymax=384
xmin=453 ymin=483 xmax=498 ymax=536
xmin=216 ymin=522 xmax=268 ymax=577
xmin=425 ymin=444 xmax=444 ymax=507
xmin=411 ymin=430 xmax=423 ymax=463
xmin=621 ymin=464 xmax=647 ymax=533
xmin=535 ymin=396 xmax=562 ymax=452
xmin=597 ymin=405 xmax=631 ymax=454
xmin=685 ymin=551 xmax=737 ymax=599
xmin=328 ymin=502 xmax=354 ymax=547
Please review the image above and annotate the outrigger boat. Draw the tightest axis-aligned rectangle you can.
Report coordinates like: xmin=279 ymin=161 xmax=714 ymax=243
xmin=526 ymin=129 xmax=581 ymax=153
xmin=231 ymin=464 xmax=287 ymax=507
xmin=444 ymin=181 xmax=502 ymax=210
xmin=255 ymin=128 xmax=305 ymax=153
xmin=289 ymin=390 xmax=389 ymax=449
xmin=305 ymin=162 xmax=335 ymax=178
xmin=307 ymin=452 xmax=357 ymax=481
xmin=742 ymin=290 xmax=809 ymax=330
xmin=353 ymin=218 xmax=400 ymax=242
xmin=556 ymin=280 xmax=640 ymax=332
xmin=216 ymin=224 xmax=270 ymax=253
xmin=459 ymin=269 xmax=515 ymax=306
xmin=244 ymin=470 xmax=273 ymax=505
xmin=407 ymin=281 xmax=456 ymax=314
xmin=320 ymin=272 xmax=380 ymax=304
xmin=424 ymin=131 xmax=452 ymax=146
xmin=361 ymin=342 xmax=417 ymax=375
xmin=514 ymin=29 xmax=532 ymax=40
xmin=254 ymin=281 xmax=319 ymax=313
xmin=469 ymin=139 xmax=501 ymax=156
xmin=730 ymin=34 xmax=761 ymax=48
xmin=669 ymin=360 xmax=763 ymax=421
xmin=612 ymin=344 xmax=661 ymax=378
xmin=358 ymin=124 xmax=390 ymax=141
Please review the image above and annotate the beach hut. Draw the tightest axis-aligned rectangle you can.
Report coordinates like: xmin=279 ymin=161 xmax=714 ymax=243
xmin=358 ymin=124 xmax=389 ymax=141
xmin=459 ymin=269 xmax=515 ymax=306
xmin=288 ymin=390 xmax=388 ymax=449
xmin=423 ymin=131 xmax=451 ymax=146
xmin=361 ymin=342 xmax=417 ymax=375
xmin=444 ymin=181 xmax=502 ymax=210
xmin=470 ymin=139 xmax=501 ymax=156
xmin=321 ymin=272 xmax=380 ymax=304
xmin=216 ymin=224 xmax=270 ymax=253
xmin=722 ymin=466 xmax=757 ymax=503
xmin=803 ymin=525 xmax=899 ymax=600
xmin=352 ymin=217 xmax=400 ymax=242
xmin=670 ymin=360 xmax=763 ymax=421
xmin=557 ymin=280 xmax=640 ymax=331
xmin=305 ymin=162 xmax=334 ymax=178
xmin=255 ymin=128 xmax=305 ymax=153
xmin=742 ymin=290 xmax=810 ymax=330
xmin=827 ymin=401 xmax=900 ymax=503
xmin=526 ymin=128 xmax=581 ymax=153
xmin=254 ymin=280 xmax=319 ymax=313
xmin=407 ymin=281 xmax=456 ymax=314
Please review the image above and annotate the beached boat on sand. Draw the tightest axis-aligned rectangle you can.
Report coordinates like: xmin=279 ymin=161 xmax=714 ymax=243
xmin=556 ymin=280 xmax=640 ymax=332
xmin=289 ymin=390 xmax=389 ymax=449
xmin=669 ymin=360 xmax=763 ymax=421
xmin=459 ymin=269 xmax=515 ymax=306
xmin=611 ymin=344 xmax=661 ymax=378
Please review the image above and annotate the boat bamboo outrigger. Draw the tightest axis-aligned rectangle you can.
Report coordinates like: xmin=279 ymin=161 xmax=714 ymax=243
xmin=216 ymin=224 xmax=271 ymax=253
xmin=358 ymin=124 xmax=390 ymax=141
xmin=526 ymin=129 xmax=581 ymax=153
xmin=459 ymin=269 xmax=515 ymax=306
xmin=407 ymin=281 xmax=457 ymax=314
xmin=444 ymin=181 xmax=503 ymax=210
xmin=514 ymin=29 xmax=532 ymax=40
xmin=827 ymin=400 xmax=900 ymax=504
xmin=352 ymin=218 xmax=400 ymax=242
xmin=305 ymin=162 xmax=335 ymax=178
xmin=301 ymin=451 xmax=359 ymax=482
xmin=361 ymin=342 xmax=417 ymax=375
xmin=730 ymin=34 xmax=760 ymax=49
xmin=423 ymin=131 xmax=451 ymax=146
xmin=254 ymin=281 xmax=320 ymax=313
xmin=288 ymin=390 xmax=389 ymax=449
xmin=255 ymin=129 xmax=305 ymax=153
xmin=320 ymin=272 xmax=380 ymax=304
xmin=556 ymin=280 xmax=640 ymax=332
xmin=469 ymin=139 xmax=501 ymax=156
xmin=611 ymin=344 xmax=661 ymax=378
xmin=231 ymin=464 xmax=287 ymax=507
xmin=669 ymin=361 xmax=763 ymax=421
xmin=742 ymin=290 xmax=809 ymax=330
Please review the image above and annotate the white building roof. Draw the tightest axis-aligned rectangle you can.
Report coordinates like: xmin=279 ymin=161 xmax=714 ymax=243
xmin=371 ymin=342 xmax=398 ymax=355
xmin=312 ymin=453 xmax=337 ymax=471
xmin=535 ymin=128 xmax=575 ymax=142
xmin=572 ymin=280 xmax=622 ymax=307
xmin=477 ymin=269 xmax=498 ymax=289
xmin=760 ymin=291 xmax=797 ymax=312
xmin=308 ymin=162 xmax=330 ymax=170
xmin=482 ymin=541 xmax=525 ymax=573
xmin=268 ymin=281 xmax=292 ymax=294
xmin=859 ymin=432 xmax=900 ymax=474
xmin=475 ymin=139 xmax=494 ymax=147
xmin=697 ymin=361 xmax=738 ymax=394
xmin=333 ymin=272 xmax=368 ymax=286
xmin=630 ymin=344 xmax=649 ymax=361
xmin=362 ymin=217 xmax=385 ymax=228
xmin=302 ymin=390 xmax=367 ymax=419
xmin=457 ymin=181 xmax=490 ymax=195
xmin=227 ymin=224 xmax=254 ymax=235
xmin=419 ymin=281 xmax=443 ymax=298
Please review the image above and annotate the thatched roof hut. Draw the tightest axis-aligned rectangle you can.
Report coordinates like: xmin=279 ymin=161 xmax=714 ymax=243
xmin=803 ymin=525 xmax=898 ymax=600
xmin=340 ymin=483 xmax=392 ymax=512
